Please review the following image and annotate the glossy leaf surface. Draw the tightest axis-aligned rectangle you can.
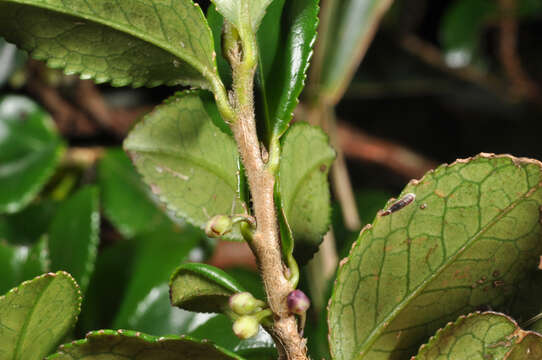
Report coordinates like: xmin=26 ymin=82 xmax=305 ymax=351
xmin=47 ymin=329 xmax=243 ymax=360
xmin=0 ymin=39 xmax=25 ymax=86
xmin=170 ymin=262 xmax=245 ymax=314
xmin=319 ymin=0 xmax=393 ymax=103
xmin=414 ymin=312 xmax=542 ymax=360
xmin=0 ymin=200 xmax=57 ymax=244
xmin=0 ymin=96 xmax=64 ymax=214
xmin=329 ymin=154 xmax=542 ymax=359
xmin=113 ymin=225 xmax=200 ymax=333
xmin=0 ymin=271 xmax=82 ymax=360
xmin=48 ymin=186 xmax=100 ymax=293
xmin=0 ymin=0 xmax=218 ymax=89
xmin=278 ymin=123 xmax=335 ymax=262
xmin=124 ymin=91 xmax=245 ymax=241
xmin=257 ymin=0 xmax=319 ymax=140
xmin=98 ymin=148 xmax=171 ymax=238
xmin=0 ymin=236 xmax=48 ymax=294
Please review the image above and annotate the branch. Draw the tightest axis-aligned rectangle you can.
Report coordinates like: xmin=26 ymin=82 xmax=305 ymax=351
xmin=226 ymin=21 xmax=308 ymax=360
xmin=337 ymin=121 xmax=437 ymax=179
xmin=498 ymin=0 xmax=542 ymax=103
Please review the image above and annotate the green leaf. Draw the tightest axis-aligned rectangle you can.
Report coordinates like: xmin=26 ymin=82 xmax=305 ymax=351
xmin=207 ymin=5 xmax=232 ymax=88
xmin=328 ymin=154 xmax=542 ymax=360
xmin=98 ymin=148 xmax=172 ymax=238
xmin=0 ymin=96 xmax=64 ymax=214
xmin=440 ymin=0 xmax=496 ymax=68
xmin=278 ymin=122 xmax=335 ymax=263
xmin=0 ymin=236 xmax=49 ymax=294
xmin=0 ymin=200 xmax=57 ymax=244
xmin=124 ymin=91 xmax=245 ymax=241
xmin=414 ymin=312 xmax=542 ymax=360
xmin=189 ymin=314 xmax=277 ymax=360
xmin=0 ymin=271 xmax=82 ymax=360
xmin=113 ymin=225 xmax=200 ymax=333
xmin=169 ymin=262 xmax=245 ymax=315
xmin=319 ymin=0 xmax=393 ymax=103
xmin=0 ymin=0 xmax=218 ymax=89
xmin=257 ymin=0 xmax=319 ymax=141
xmin=46 ymin=329 xmax=243 ymax=360
xmin=78 ymin=239 xmax=135 ymax=333
xmin=211 ymin=0 xmax=272 ymax=34
xmin=48 ymin=186 xmax=100 ymax=293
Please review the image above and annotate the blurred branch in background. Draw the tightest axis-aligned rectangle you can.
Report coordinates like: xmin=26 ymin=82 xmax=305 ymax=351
xmin=498 ymin=0 xmax=542 ymax=103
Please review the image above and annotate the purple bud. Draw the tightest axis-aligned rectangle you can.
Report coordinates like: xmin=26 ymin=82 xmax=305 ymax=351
xmin=287 ymin=289 xmax=310 ymax=315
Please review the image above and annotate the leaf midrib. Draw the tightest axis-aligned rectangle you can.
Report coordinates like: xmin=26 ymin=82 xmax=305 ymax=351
xmin=2 ymin=0 xmax=214 ymax=83
xmin=13 ymin=277 xmax=53 ymax=359
xmin=354 ymin=181 xmax=542 ymax=359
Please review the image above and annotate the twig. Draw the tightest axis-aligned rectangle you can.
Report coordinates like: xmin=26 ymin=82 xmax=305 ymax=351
xmin=399 ymin=35 xmax=513 ymax=102
xmin=337 ymin=121 xmax=437 ymax=179
xmin=498 ymin=0 xmax=542 ymax=102
xmin=226 ymin=21 xmax=308 ymax=360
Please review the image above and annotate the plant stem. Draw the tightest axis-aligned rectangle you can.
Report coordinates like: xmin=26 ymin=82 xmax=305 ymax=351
xmin=227 ymin=20 xmax=308 ymax=360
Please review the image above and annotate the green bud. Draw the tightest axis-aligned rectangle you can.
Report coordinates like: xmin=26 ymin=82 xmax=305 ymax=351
xmin=232 ymin=315 xmax=259 ymax=339
xmin=230 ymin=292 xmax=261 ymax=315
xmin=205 ymin=215 xmax=232 ymax=238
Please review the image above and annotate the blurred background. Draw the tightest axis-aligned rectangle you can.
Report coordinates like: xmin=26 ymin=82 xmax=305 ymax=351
xmin=1 ymin=0 xmax=541 ymax=358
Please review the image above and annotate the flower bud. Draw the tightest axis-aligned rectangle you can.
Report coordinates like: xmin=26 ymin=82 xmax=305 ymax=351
xmin=230 ymin=292 xmax=260 ymax=315
xmin=287 ymin=289 xmax=310 ymax=315
xmin=232 ymin=315 xmax=259 ymax=339
xmin=205 ymin=215 xmax=232 ymax=238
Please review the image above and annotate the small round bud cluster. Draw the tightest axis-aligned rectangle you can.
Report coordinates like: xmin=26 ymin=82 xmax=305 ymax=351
xmin=232 ymin=315 xmax=259 ymax=339
xmin=205 ymin=215 xmax=232 ymax=238
xmin=229 ymin=292 xmax=268 ymax=339
xmin=229 ymin=292 xmax=260 ymax=315
xmin=287 ymin=289 xmax=310 ymax=315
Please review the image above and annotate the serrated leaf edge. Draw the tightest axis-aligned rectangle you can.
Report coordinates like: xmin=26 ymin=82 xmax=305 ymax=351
xmin=411 ymin=311 xmax=542 ymax=359
xmin=123 ymin=90 xmax=244 ymax=241
xmin=46 ymin=328 xmax=244 ymax=359
xmin=3 ymin=0 xmax=217 ymax=89
xmin=327 ymin=152 xmax=542 ymax=359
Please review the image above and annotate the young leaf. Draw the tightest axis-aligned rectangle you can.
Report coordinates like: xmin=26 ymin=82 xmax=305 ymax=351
xmin=124 ymin=91 xmax=245 ymax=241
xmin=0 ymin=271 xmax=82 ymax=360
xmin=113 ymin=225 xmax=200 ymax=333
xmin=256 ymin=0 xmax=319 ymax=141
xmin=46 ymin=329 xmax=244 ymax=360
xmin=0 ymin=0 xmax=218 ymax=89
xmin=0 ymin=235 xmax=49 ymax=294
xmin=98 ymin=148 xmax=172 ymax=238
xmin=169 ymin=262 xmax=245 ymax=315
xmin=48 ymin=186 xmax=100 ymax=293
xmin=212 ymin=0 xmax=272 ymax=34
xmin=319 ymin=0 xmax=393 ymax=103
xmin=414 ymin=312 xmax=542 ymax=359
xmin=0 ymin=96 xmax=65 ymax=214
xmin=328 ymin=154 xmax=542 ymax=360
xmin=278 ymin=123 xmax=335 ymax=263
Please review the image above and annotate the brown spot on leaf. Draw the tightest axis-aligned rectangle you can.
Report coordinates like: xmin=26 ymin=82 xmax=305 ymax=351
xmin=320 ymin=164 xmax=327 ymax=172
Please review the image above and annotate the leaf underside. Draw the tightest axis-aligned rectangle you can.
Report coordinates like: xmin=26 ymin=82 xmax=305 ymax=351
xmin=414 ymin=312 xmax=542 ymax=360
xmin=124 ymin=91 xmax=245 ymax=241
xmin=170 ymin=262 xmax=245 ymax=314
xmin=47 ymin=329 xmax=243 ymax=360
xmin=212 ymin=0 xmax=272 ymax=34
xmin=329 ymin=153 xmax=542 ymax=360
xmin=278 ymin=122 xmax=335 ymax=263
xmin=0 ymin=0 xmax=217 ymax=88
xmin=0 ymin=271 xmax=82 ymax=360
